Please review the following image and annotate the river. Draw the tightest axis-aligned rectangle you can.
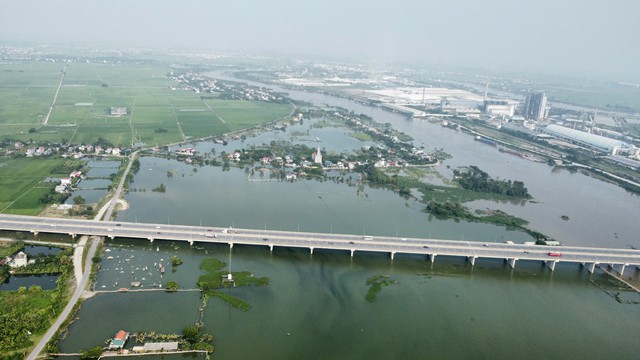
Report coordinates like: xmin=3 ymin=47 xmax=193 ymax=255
xmin=56 ymin=72 xmax=640 ymax=359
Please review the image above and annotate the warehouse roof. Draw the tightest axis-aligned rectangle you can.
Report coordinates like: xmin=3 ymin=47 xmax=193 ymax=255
xmin=543 ymin=124 xmax=629 ymax=152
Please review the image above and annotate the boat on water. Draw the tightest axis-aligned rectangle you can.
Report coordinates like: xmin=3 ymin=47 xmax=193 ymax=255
xmin=474 ymin=135 xmax=496 ymax=147
xmin=498 ymin=146 xmax=522 ymax=157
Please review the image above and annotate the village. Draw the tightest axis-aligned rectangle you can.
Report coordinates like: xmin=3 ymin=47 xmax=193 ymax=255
xmin=168 ymin=71 xmax=288 ymax=103
xmin=163 ymin=108 xmax=444 ymax=183
xmin=6 ymin=140 xmax=127 ymax=159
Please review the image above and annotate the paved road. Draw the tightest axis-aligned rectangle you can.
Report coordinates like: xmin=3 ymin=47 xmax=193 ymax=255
xmin=26 ymin=237 xmax=99 ymax=360
xmin=2 ymin=214 xmax=639 ymax=270
xmin=102 ymin=150 xmax=139 ymax=221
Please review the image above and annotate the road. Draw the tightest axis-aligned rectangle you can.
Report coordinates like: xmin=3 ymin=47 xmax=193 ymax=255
xmin=2 ymin=213 xmax=639 ymax=272
xmin=26 ymin=237 xmax=99 ymax=360
xmin=102 ymin=150 xmax=139 ymax=221
xmin=42 ymin=64 xmax=67 ymax=126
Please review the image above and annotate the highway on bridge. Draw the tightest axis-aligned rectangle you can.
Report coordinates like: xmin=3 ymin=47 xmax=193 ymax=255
xmin=1 ymin=213 xmax=639 ymax=273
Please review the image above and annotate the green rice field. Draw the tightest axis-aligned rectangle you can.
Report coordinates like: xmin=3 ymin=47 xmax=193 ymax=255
xmin=0 ymin=158 xmax=83 ymax=215
xmin=0 ymin=62 xmax=293 ymax=147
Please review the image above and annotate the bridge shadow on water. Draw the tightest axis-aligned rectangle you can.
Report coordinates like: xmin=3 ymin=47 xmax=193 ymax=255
xmin=102 ymin=237 xmax=638 ymax=292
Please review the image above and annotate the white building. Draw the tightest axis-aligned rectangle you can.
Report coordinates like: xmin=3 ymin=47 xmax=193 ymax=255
xmin=313 ymin=146 xmax=323 ymax=165
xmin=542 ymin=124 xmax=631 ymax=154
xmin=9 ymin=251 xmax=28 ymax=268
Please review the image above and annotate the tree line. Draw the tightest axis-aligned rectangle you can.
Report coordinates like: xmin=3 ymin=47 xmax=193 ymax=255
xmin=453 ymin=166 xmax=531 ymax=199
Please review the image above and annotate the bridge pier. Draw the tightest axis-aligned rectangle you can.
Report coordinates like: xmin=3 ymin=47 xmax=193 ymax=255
xmin=467 ymin=256 xmax=477 ymax=266
xmin=69 ymin=233 xmax=76 ymax=239
xmin=228 ymin=243 xmax=234 ymax=249
xmin=390 ymin=251 xmax=396 ymax=261
xmin=109 ymin=236 xmax=115 ymax=240
xmin=188 ymin=240 xmax=194 ymax=246
xmin=429 ymin=254 xmax=436 ymax=263
xmin=546 ymin=260 xmax=558 ymax=271
xmin=31 ymin=231 xmax=39 ymax=236
xmin=619 ymin=264 xmax=627 ymax=275
xmin=270 ymin=245 xmax=274 ymax=252
xmin=507 ymin=258 xmax=517 ymax=269
xmin=587 ymin=262 xmax=598 ymax=273
xmin=309 ymin=247 xmax=314 ymax=255
xmin=148 ymin=238 xmax=154 ymax=243
xmin=350 ymin=249 xmax=355 ymax=258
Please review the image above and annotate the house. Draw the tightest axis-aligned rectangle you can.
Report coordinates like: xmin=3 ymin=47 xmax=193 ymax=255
xmin=176 ymin=148 xmax=196 ymax=156
xmin=112 ymin=147 xmax=121 ymax=156
xmin=110 ymin=107 xmax=127 ymax=116
xmin=9 ymin=251 xmax=28 ymax=268
xmin=60 ymin=178 xmax=72 ymax=186
xmin=70 ymin=170 xmax=82 ymax=178
xmin=109 ymin=330 xmax=130 ymax=350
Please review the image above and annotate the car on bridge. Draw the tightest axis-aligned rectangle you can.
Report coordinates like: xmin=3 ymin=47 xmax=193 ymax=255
xmin=547 ymin=252 xmax=562 ymax=257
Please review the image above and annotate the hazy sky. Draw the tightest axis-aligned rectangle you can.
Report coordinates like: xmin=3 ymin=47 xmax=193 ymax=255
xmin=1 ymin=0 xmax=638 ymax=78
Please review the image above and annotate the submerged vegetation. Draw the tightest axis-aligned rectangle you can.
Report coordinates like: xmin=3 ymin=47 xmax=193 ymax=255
xmin=365 ymin=275 xmax=398 ymax=303
xmin=425 ymin=201 xmax=549 ymax=241
xmin=197 ymin=257 xmax=269 ymax=311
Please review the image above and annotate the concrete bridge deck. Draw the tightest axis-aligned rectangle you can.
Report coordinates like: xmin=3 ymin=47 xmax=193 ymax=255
xmin=1 ymin=214 xmax=639 ymax=274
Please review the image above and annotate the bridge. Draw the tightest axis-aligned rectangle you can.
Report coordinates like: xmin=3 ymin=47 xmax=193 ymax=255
xmin=1 ymin=214 xmax=640 ymax=275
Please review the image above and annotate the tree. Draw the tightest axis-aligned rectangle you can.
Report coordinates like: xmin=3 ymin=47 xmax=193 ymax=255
xmin=81 ymin=346 xmax=103 ymax=359
xmin=73 ymin=195 xmax=86 ymax=205
xmin=171 ymin=256 xmax=183 ymax=267
xmin=166 ymin=281 xmax=178 ymax=292
xmin=182 ymin=326 xmax=200 ymax=344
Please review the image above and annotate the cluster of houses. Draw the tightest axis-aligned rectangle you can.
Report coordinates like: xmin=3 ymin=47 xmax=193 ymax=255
xmin=168 ymin=71 xmax=285 ymax=102
xmin=55 ymin=169 xmax=83 ymax=194
xmin=10 ymin=141 xmax=125 ymax=159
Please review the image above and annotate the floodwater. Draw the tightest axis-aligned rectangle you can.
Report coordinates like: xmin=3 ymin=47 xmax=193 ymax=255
xmin=0 ymin=274 xmax=58 ymax=291
xmin=56 ymin=75 xmax=640 ymax=359
xmin=0 ymin=245 xmax=63 ymax=290
xmin=59 ymin=238 xmax=640 ymax=359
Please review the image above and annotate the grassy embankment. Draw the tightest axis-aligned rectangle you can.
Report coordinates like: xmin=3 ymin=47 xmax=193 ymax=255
xmin=197 ymin=258 xmax=269 ymax=311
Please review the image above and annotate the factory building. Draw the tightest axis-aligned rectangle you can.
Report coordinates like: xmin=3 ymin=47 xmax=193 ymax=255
xmin=523 ymin=92 xmax=548 ymax=120
xmin=483 ymin=99 xmax=518 ymax=117
xmin=542 ymin=124 xmax=631 ymax=155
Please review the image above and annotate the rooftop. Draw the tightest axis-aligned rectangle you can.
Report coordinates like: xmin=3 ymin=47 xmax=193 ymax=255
xmin=543 ymin=124 xmax=630 ymax=152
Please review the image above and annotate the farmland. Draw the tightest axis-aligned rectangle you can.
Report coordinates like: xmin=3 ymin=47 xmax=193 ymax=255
xmin=0 ymin=61 xmax=294 ymax=147
xmin=0 ymin=158 xmax=83 ymax=215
